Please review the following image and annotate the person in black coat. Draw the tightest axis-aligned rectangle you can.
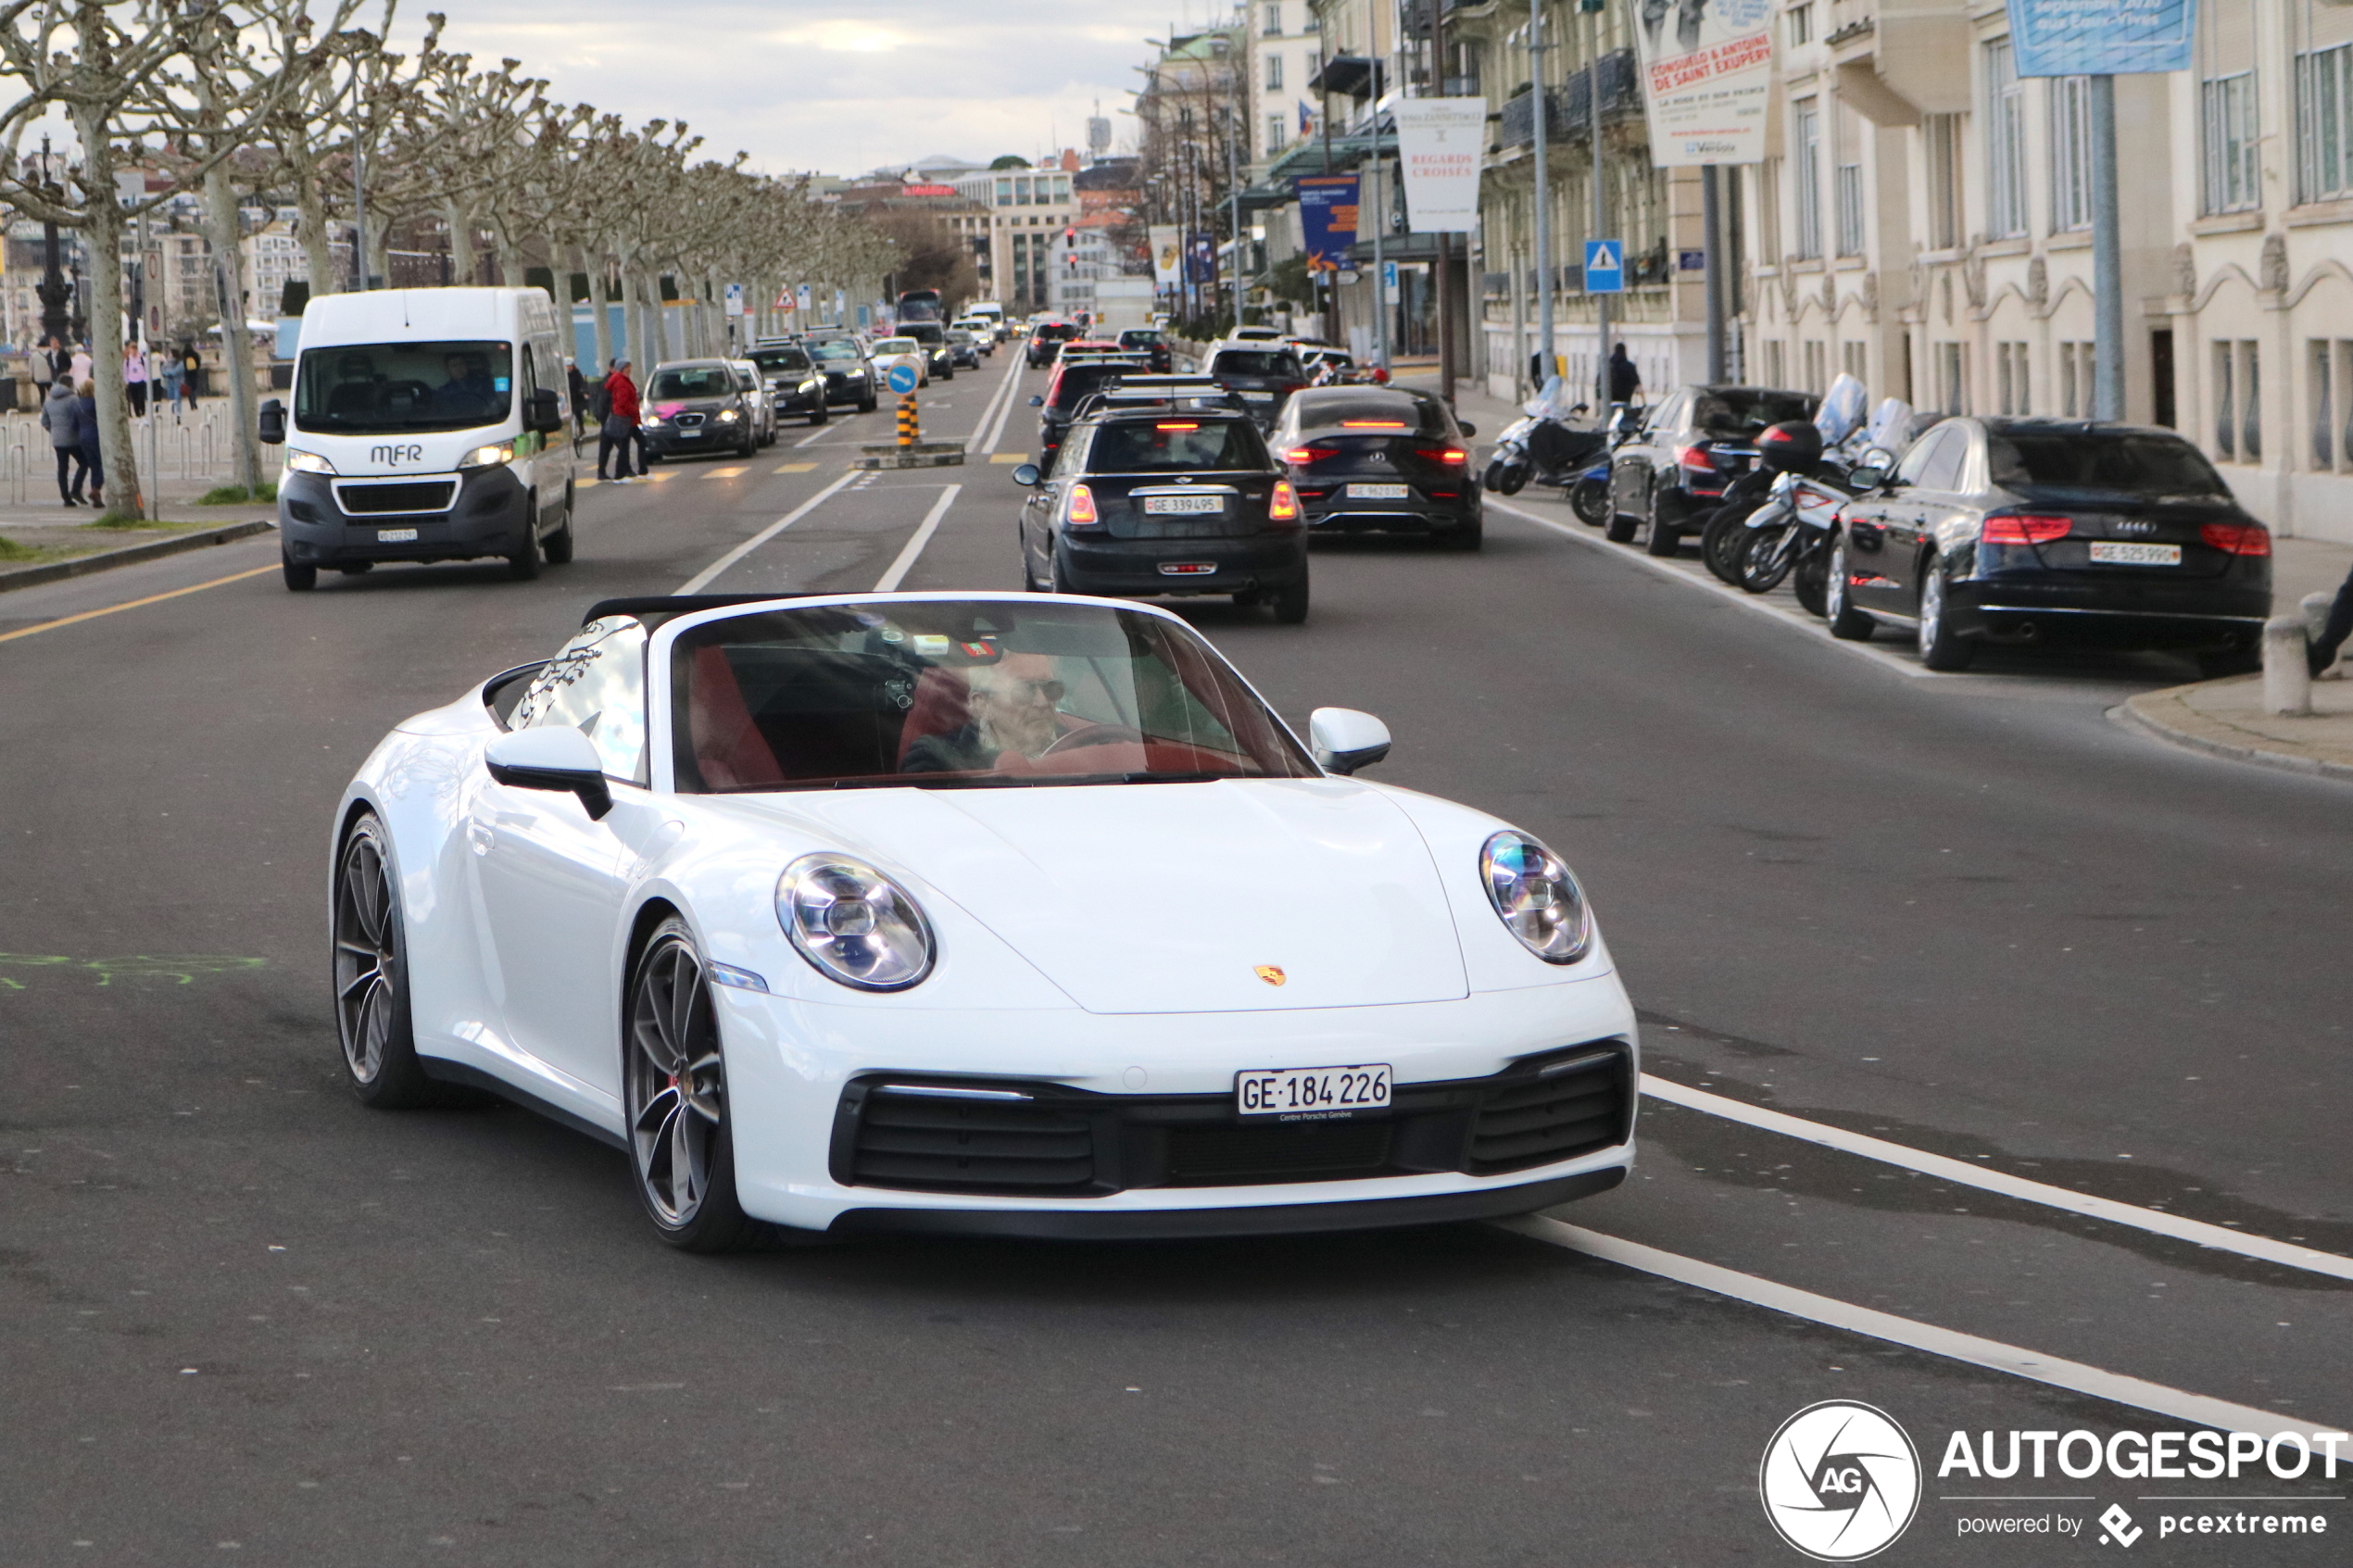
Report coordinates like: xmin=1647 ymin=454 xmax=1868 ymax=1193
xmin=1607 ymin=343 xmax=1642 ymax=405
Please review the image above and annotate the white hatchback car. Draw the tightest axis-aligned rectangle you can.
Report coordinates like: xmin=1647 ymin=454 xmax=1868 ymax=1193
xmin=867 ymin=335 xmax=928 ymax=389
xmin=331 ymin=593 xmax=1638 ymax=1250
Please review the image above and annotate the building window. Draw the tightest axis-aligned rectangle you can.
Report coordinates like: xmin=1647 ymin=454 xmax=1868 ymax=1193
xmin=1923 ymin=115 xmax=1962 ymax=251
xmin=2211 ymin=340 xmax=2259 ymax=460
xmin=2297 ymin=44 xmax=2353 ymax=204
xmin=2058 ymin=340 xmax=2095 ymax=416
xmin=1834 ymin=160 xmax=1864 ymax=256
xmin=1790 ymin=5 xmax=1812 ymax=45
xmin=2213 ymin=339 xmax=2236 ymax=457
xmin=1792 ymin=101 xmax=1822 ymax=260
xmin=1268 ymin=114 xmax=1286 ymax=157
xmin=1985 ymin=41 xmax=2028 ymax=238
xmin=2202 ymin=72 xmax=2259 ymax=213
xmin=1763 ymin=338 xmax=1786 ymax=387
xmin=2240 ymin=340 xmax=2261 ymax=460
xmin=1842 ymin=342 xmax=1868 ymax=383
xmin=1802 ymin=339 xmax=1826 ymax=394
xmin=2311 ymin=339 xmax=2337 ymax=470
xmin=1995 ymin=341 xmax=2031 ymax=414
xmin=1937 ymin=341 xmax=1968 ymax=414
xmin=1266 ymin=53 xmax=1282 ymax=91
xmin=1265 ymin=3 xmax=1281 ymax=35
xmin=2049 ymin=75 xmax=2094 ymax=232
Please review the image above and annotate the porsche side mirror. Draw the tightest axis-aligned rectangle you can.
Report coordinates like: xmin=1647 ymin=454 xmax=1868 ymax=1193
xmin=258 ymin=398 xmax=285 ymax=445
xmin=1011 ymin=463 xmax=1042 ymax=487
xmin=1309 ymin=708 xmax=1391 ymax=775
xmin=485 ymin=727 xmax=612 ymax=820
xmin=1029 ymin=395 xmax=1045 ymax=407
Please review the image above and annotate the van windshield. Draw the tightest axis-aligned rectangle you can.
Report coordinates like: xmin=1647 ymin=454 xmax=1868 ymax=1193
xmin=296 ymin=340 xmax=513 ymax=434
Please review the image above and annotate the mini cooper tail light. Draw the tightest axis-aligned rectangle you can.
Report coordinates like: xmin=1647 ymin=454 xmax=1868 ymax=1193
xmin=1982 ymin=514 xmax=2072 ymax=546
xmin=2200 ymin=521 xmax=2271 ymax=556
xmin=1479 ymin=831 xmax=1592 ymax=964
xmin=1268 ymin=480 xmax=1301 ymax=522
xmin=777 ymin=855 xmax=936 ymax=992
xmin=1064 ymin=483 xmax=1101 ymax=530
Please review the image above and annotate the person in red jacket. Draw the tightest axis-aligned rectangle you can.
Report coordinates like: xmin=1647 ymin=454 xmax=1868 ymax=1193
xmin=599 ymin=358 xmax=640 ymax=483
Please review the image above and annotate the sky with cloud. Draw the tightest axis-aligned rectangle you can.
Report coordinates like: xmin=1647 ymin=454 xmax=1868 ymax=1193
xmin=434 ymin=0 xmax=1244 ymax=177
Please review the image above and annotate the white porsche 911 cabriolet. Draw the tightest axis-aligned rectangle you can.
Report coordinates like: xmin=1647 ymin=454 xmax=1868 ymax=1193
xmin=332 ymin=592 xmax=1638 ymax=1250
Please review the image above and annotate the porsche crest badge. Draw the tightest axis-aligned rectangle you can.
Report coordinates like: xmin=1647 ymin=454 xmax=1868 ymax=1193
xmin=1254 ymin=965 xmax=1287 ymax=986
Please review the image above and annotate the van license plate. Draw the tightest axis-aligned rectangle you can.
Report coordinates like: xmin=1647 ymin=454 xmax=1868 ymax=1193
xmin=1143 ymin=495 xmax=1223 ymax=514
xmin=1236 ymin=1064 xmax=1393 ymax=1121
xmin=376 ymin=528 xmax=419 ymax=543
xmin=2090 ymin=541 xmax=2180 ymax=566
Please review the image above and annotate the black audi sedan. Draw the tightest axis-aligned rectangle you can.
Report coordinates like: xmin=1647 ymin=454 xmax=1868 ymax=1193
xmin=745 ymin=342 xmax=828 ymax=426
xmin=1606 ymin=383 xmax=1816 ymax=555
xmin=1272 ymin=387 xmax=1482 ymax=549
xmin=638 ymin=359 xmax=758 ymax=459
xmin=1012 ymin=408 xmax=1309 ymax=622
xmin=1826 ymin=418 xmax=2271 ymax=674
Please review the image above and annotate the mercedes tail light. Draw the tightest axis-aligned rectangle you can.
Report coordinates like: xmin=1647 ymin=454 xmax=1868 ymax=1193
xmin=1268 ymin=481 xmax=1301 ymax=523
xmin=1064 ymin=483 xmax=1101 ymax=530
xmin=1284 ymin=444 xmax=1340 ymax=465
xmin=2200 ymin=522 xmax=2271 ymax=556
xmin=1982 ymin=514 xmax=2072 ymax=546
xmin=1416 ymin=447 xmax=1470 ymax=465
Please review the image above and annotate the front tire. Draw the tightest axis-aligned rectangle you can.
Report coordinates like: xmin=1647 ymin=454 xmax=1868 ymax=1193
xmin=1825 ymin=538 xmax=1875 ymax=641
xmin=1443 ymin=517 xmax=1483 ymax=551
xmin=1644 ymin=497 xmax=1681 ymax=557
xmin=623 ymin=918 xmax=760 ymax=1253
xmin=1493 ymin=461 xmax=1529 ymax=496
xmin=282 ymin=552 xmax=317 ymax=591
xmin=333 ymin=813 xmax=443 ymax=1109
xmin=1917 ymin=564 xmax=1975 ymax=671
xmin=1701 ymin=506 xmax=1751 ymax=583
xmin=1570 ymin=475 xmax=1610 ymax=525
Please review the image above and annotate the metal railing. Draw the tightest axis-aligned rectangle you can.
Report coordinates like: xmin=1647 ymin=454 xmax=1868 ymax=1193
xmin=2 ymin=402 xmax=247 ymax=508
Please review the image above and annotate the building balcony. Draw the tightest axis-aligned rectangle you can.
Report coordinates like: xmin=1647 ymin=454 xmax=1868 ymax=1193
xmin=1496 ymin=50 xmax=1640 ymax=150
xmin=1824 ymin=0 xmax=1973 ymax=124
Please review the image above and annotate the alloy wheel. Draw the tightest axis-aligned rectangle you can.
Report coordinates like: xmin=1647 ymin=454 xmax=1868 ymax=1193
xmin=333 ymin=833 xmax=397 ymax=1084
xmin=626 ymin=936 xmax=725 ymax=1227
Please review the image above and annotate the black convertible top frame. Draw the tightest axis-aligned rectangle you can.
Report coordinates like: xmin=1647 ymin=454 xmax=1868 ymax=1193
xmin=583 ymin=593 xmax=812 ymax=628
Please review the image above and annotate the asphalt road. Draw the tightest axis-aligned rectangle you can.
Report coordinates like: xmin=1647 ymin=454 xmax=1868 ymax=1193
xmin=3 ymin=350 xmax=2347 ymax=1566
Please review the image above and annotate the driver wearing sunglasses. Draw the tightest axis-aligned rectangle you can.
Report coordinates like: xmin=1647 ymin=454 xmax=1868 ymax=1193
xmin=901 ymin=652 xmax=1075 ymax=773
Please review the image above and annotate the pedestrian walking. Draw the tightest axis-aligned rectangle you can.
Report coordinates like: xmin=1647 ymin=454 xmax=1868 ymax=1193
xmin=69 ymin=343 xmax=93 ymax=387
xmin=598 ymin=358 xmax=640 ymax=483
xmin=159 ymin=350 xmax=184 ymax=417
xmin=31 ymin=334 xmax=55 ymax=395
xmin=40 ymin=375 xmax=83 ymax=507
xmin=181 ymin=344 xmax=203 ymax=408
xmin=1607 ymin=343 xmax=1642 ymax=407
xmin=2308 ymin=561 xmax=2353 ymax=677
xmin=125 ymin=340 xmax=148 ymax=418
xmin=71 ymin=378 xmax=103 ymax=508
xmin=566 ymin=357 xmax=588 ymax=440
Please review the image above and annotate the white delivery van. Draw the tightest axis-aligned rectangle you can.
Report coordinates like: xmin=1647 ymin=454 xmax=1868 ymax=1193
xmin=259 ymin=287 xmax=577 ymax=591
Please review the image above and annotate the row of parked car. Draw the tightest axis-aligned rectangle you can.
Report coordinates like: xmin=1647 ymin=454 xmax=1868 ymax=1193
xmin=1555 ymin=374 xmax=2272 ymax=675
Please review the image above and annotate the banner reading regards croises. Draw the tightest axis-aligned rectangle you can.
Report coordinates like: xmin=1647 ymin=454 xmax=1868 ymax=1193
xmin=1390 ymin=97 xmax=1486 ymax=232
xmin=1631 ymin=0 xmax=1776 ymax=167
xmin=1295 ymin=175 xmax=1360 ymax=272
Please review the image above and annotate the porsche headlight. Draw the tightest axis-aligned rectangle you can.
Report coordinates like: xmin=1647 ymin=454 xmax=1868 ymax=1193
xmin=1479 ymin=831 xmax=1591 ymax=964
xmin=776 ymin=854 xmax=936 ymax=991
xmin=284 ymin=448 xmax=336 ymax=475
xmin=457 ymin=439 xmax=515 ymax=469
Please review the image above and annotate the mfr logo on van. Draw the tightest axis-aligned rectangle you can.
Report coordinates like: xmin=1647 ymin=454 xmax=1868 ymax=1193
xmin=370 ymin=445 xmax=425 ymax=467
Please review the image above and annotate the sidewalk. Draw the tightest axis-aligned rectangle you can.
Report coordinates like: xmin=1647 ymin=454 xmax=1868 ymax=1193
xmin=1405 ymin=367 xmax=2353 ymax=784
xmin=0 ymin=476 xmax=278 ymax=589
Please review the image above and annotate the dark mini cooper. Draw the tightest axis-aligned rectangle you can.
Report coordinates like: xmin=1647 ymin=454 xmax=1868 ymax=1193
xmin=1273 ymin=387 xmax=1482 ymax=549
xmin=1013 ymin=408 xmax=1310 ymax=622
xmin=639 ymin=359 xmax=758 ymax=458
xmin=1826 ymin=418 xmax=2271 ymax=674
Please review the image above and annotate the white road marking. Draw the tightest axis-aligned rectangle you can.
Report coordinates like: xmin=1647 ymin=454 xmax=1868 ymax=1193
xmin=1487 ymin=498 xmax=1943 ymax=680
xmin=871 ymin=484 xmax=963 ymax=592
xmin=675 ymin=469 xmax=861 ymax=594
xmin=1642 ymin=1075 xmax=2353 ymax=1283
xmin=975 ymin=353 xmax=1026 ymax=456
xmin=791 ymin=421 xmax=834 ymax=449
xmin=1498 ymin=1216 xmax=2348 ymax=1442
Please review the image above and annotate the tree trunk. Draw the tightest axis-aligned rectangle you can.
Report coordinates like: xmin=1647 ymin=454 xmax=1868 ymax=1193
xmin=294 ymin=159 xmax=337 ymax=299
xmin=71 ymin=106 xmax=144 ymax=520
xmin=645 ymin=272 xmax=672 ymax=363
xmin=447 ymin=200 xmax=476 ymax=286
xmin=583 ymin=245 xmax=612 ymax=372
xmin=203 ymin=163 xmax=266 ymax=493
xmin=619 ymin=257 xmax=645 ymax=370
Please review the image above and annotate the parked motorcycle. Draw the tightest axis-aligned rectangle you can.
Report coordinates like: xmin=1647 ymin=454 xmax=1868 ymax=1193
xmin=1726 ymin=378 xmax=1888 ymax=612
xmin=1484 ymin=380 xmax=1614 ymax=499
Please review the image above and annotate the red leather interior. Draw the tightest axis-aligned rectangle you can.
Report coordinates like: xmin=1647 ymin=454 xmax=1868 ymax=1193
xmin=894 ymin=666 xmax=975 ymax=767
xmin=688 ymin=644 xmax=785 ymax=789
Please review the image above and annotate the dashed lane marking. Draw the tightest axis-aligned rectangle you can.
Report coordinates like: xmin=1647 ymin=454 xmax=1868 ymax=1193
xmin=703 ymin=466 xmax=749 ymax=479
xmin=872 ymin=484 xmax=963 ymax=593
xmin=1644 ymin=1074 xmax=2353 ymax=1283
xmin=675 ymin=469 xmax=862 ymax=594
xmin=774 ymin=461 xmax=819 ymax=473
xmin=1498 ymin=1215 xmax=2347 ymax=1442
xmin=0 ymin=565 xmax=279 ymax=645
xmin=988 ymin=453 xmax=1027 ymax=464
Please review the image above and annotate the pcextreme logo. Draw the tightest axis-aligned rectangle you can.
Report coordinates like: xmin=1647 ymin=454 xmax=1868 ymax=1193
xmin=1759 ymin=1400 xmax=1924 ymax=1562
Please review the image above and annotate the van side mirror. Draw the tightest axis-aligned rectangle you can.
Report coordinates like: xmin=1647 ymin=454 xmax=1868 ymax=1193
xmin=485 ymin=727 xmax=612 ymax=820
xmin=1308 ymin=708 xmax=1391 ymax=774
xmin=258 ymin=398 xmax=285 ymax=445
xmin=528 ymin=387 xmax=563 ymax=434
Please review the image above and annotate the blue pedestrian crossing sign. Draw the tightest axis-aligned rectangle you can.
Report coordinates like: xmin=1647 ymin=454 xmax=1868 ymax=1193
xmin=886 ymin=363 xmax=919 ymax=396
xmin=1584 ymin=240 xmax=1625 ymax=295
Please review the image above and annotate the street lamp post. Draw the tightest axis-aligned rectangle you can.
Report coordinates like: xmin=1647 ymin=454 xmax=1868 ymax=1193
xmin=36 ymin=137 xmax=73 ymax=353
xmin=1588 ymin=0 xmax=1611 ymax=412
xmin=1529 ymin=0 xmax=1554 ymax=392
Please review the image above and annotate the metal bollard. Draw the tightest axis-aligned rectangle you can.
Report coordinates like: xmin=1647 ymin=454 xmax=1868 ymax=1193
xmin=896 ymin=393 xmax=918 ymax=448
xmin=2261 ymin=615 xmax=2313 ymax=716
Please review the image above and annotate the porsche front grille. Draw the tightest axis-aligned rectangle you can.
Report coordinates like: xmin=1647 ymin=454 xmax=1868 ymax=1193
xmin=830 ymin=1042 xmax=1632 ymax=1199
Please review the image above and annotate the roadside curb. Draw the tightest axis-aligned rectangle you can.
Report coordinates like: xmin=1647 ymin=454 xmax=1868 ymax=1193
xmin=0 ymin=517 xmax=277 ymax=595
xmin=2109 ymin=681 xmax=2353 ymax=784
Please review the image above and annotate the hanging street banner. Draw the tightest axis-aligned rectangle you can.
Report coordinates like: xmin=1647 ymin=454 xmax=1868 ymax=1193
xmin=1390 ymin=96 xmax=1486 ymax=232
xmin=1150 ymin=224 xmax=1183 ymax=288
xmin=2005 ymin=0 xmax=2196 ymax=75
xmin=1630 ymin=0 xmax=1776 ymax=166
xmin=1295 ymin=174 xmax=1361 ymax=271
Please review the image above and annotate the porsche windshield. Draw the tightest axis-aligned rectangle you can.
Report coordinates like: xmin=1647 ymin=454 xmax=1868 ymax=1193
xmin=672 ymin=601 xmax=1319 ymax=791
xmin=295 ymin=340 xmax=513 ymax=434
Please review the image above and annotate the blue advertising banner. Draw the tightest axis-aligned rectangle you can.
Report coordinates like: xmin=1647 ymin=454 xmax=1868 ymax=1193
xmin=1295 ymin=174 xmax=1361 ymax=272
xmin=2005 ymin=0 xmax=2196 ymax=76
